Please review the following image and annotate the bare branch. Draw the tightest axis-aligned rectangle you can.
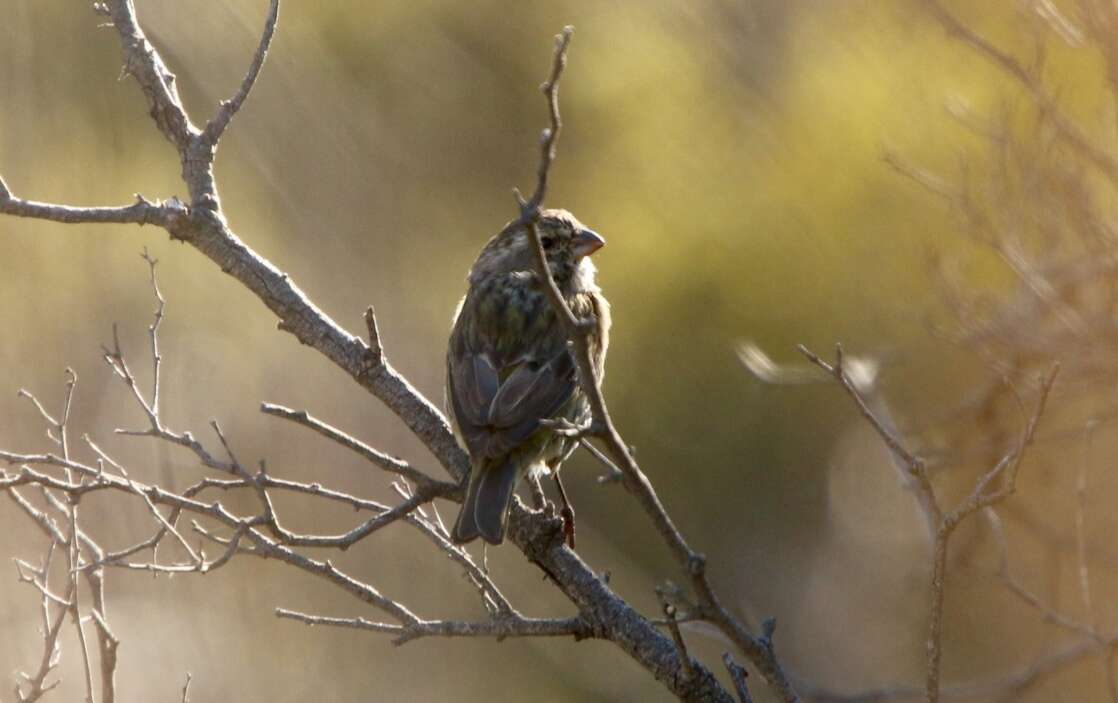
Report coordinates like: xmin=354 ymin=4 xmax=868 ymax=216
xmin=201 ymin=0 xmax=280 ymax=145
xmin=723 ymin=653 xmax=754 ymax=703
xmin=881 ymin=150 xmax=961 ymax=202
xmin=921 ymin=0 xmax=1118 ymax=185
xmin=518 ymin=26 xmax=574 ymax=213
xmin=87 ymin=610 xmax=119 ymax=703
xmin=259 ymin=403 xmax=454 ymax=494
xmin=390 ymin=481 xmax=512 ymax=615
xmin=1075 ymin=422 xmax=1118 ymax=700
xmin=662 ymin=600 xmax=695 ymax=682
xmin=809 ymin=347 xmax=1058 ymax=703
xmin=0 ymin=189 xmax=184 ymax=228
xmin=140 ymin=249 xmax=165 ymax=418
xmin=943 ymin=365 xmax=1058 ymax=527
xmin=364 ymin=306 xmax=383 ymax=360
xmin=15 ymin=578 xmax=69 ymax=703
xmin=798 ymin=346 xmax=925 ymax=480
xmin=101 ymin=1 xmax=199 ymax=151
xmin=84 ymin=436 xmax=202 ymax=568
xmin=580 ymin=438 xmax=623 ymax=484
xmin=274 ymin=608 xmax=591 ymax=645
xmin=512 ymin=23 xmax=795 ymax=702
xmin=985 ymin=508 xmax=1088 ymax=635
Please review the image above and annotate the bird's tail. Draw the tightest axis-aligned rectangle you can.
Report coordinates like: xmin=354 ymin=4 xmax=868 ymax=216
xmin=451 ymin=457 xmax=519 ymax=545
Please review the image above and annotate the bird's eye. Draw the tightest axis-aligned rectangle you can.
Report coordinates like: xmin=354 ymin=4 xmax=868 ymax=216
xmin=541 ymin=236 xmax=556 ymax=250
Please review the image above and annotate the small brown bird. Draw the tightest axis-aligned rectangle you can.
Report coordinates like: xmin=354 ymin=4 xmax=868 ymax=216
xmin=448 ymin=209 xmax=610 ymax=545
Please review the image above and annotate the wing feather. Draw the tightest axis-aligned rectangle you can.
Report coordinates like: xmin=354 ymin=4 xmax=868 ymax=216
xmin=446 ymin=273 xmax=579 ymax=462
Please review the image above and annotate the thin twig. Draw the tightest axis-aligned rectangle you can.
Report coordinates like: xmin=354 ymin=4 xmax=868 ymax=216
xmin=140 ymin=249 xmax=165 ymax=418
xmin=922 ymin=0 xmax=1118 ymax=184
xmin=274 ymin=608 xmax=591 ymax=644
xmin=513 ymin=23 xmax=795 ymax=701
xmin=259 ymin=403 xmax=453 ymax=494
xmin=985 ymin=508 xmax=1088 ymax=636
xmin=806 ymin=344 xmax=1058 ymax=703
xmin=662 ymin=601 xmax=695 ymax=682
xmin=1075 ymin=421 xmax=1118 ymax=700
xmin=723 ymin=653 xmax=754 ymax=703
xmin=84 ymin=436 xmax=202 ymax=567
xmin=0 ymin=191 xmax=183 ymax=227
xmin=201 ymin=0 xmax=280 ymax=145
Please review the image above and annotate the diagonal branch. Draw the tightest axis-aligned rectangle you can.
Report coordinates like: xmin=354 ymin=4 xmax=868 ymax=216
xmin=921 ymin=0 xmax=1118 ymax=185
xmin=803 ymin=342 xmax=1059 ymax=703
xmin=259 ymin=403 xmax=456 ymax=495
xmin=0 ymin=7 xmax=745 ymax=702
xmin=275 ymin=608 xmax=592 ymax=645
xmin=95 ymin=1 xmax=198 ymax=151
xmin=201 ymin=0 xmax=280 ymax=146
xmin=514 ymin=23 xmax=798 ymax=703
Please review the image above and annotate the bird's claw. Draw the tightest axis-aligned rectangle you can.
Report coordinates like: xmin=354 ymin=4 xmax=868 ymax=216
xmin=560 ymin=504 xmax=576 ymax=549
xmin=540 ymin=417 xmax=591 ymax=437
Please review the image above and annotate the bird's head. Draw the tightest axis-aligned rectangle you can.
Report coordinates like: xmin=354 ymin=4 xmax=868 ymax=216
xmin=469 ymin=209 xmax=605 ymax=289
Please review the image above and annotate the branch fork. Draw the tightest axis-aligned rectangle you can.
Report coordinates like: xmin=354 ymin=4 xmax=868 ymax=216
xmin=0 ymin=6 xmax=799 ymax=702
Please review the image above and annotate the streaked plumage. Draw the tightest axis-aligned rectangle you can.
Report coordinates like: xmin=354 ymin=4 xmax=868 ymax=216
xmin=448 ymin=209 xmax=610 ymax=545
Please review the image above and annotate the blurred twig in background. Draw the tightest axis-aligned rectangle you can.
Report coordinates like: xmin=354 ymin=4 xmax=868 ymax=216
xmin=743 ymin=2 xmax=1118 ymax=701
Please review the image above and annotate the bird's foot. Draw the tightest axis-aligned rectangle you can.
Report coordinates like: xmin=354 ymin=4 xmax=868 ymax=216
xmin=540 ymin=417 xmax=592 ymax=438
xmin=560 ymin=503 xmax=576 ymax=549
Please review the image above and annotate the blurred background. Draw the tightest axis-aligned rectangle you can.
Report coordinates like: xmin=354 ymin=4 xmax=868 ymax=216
xmin=3 ymin=0 xmax=1118 ymax=700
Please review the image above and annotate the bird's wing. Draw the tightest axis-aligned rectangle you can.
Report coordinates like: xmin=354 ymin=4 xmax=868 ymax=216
xmin=486 ymin=347 xmax=577 ymax=451
xmin=447 ymin=275 xmax=578 ymax=461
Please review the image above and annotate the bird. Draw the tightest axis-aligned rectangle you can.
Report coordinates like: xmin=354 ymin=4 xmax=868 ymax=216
xmin=447 ymin=209 xmax=610 ymax=545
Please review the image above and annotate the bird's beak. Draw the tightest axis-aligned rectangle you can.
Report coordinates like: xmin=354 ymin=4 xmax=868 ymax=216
xmin=573 ymin=229 xmax=606 ymax=258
